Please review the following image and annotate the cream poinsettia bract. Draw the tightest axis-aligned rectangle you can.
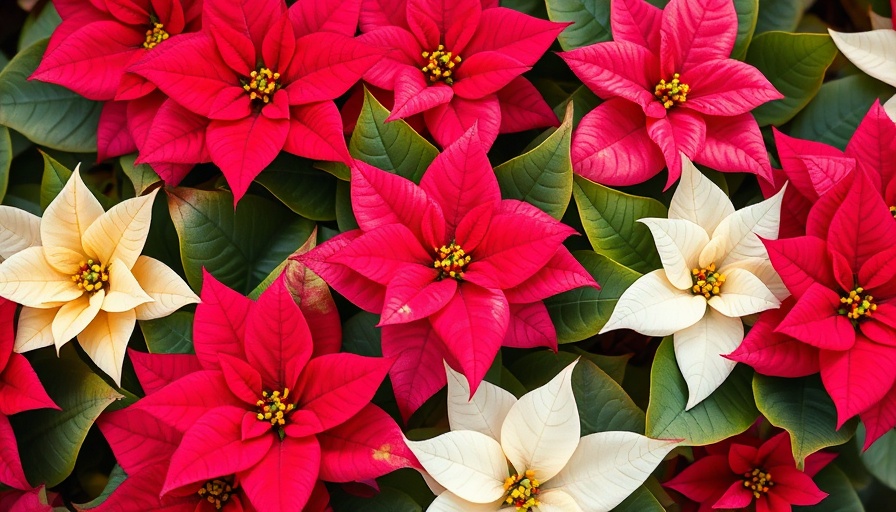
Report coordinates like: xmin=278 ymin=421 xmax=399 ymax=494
xmin=406 ymin=360 xmax=678 ymax=512
xmin=829 ymin=10 xmax=896 ymax=118
xmin=600 ymin=156 xmax=787 ymax=409
xmin=0 ymin=167 xmax=198 ymax=384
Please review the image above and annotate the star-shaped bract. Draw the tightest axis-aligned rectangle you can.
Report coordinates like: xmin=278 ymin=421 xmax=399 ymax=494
xmin=0 ymin=298 xmax=58 ymax=500
xmin=407 ymin=361 xmax=678 ymax=511
xmin=731 ymin=105 xmax=896 ymax=448
xmin=665 ymin=431 xmax=831 ymax=512
xmin=560 ymin=0 xmax=782 ymax=188
xmin=300 ymin=126 xmax=597 ymax=419
xmin=31 ymin=0 xmax=203 ymax=180
xmin=130 ymin=272 xmax=414 ymax=512
xmin=357 ymin=0 xmax=565 ymax=148
xmin=601 ymin=156 xmax=785 ymax=409
xmin=130 ymin=0 xmax=382 ymax=202
xmin=0 ymin=168 xmax=198 ymax=385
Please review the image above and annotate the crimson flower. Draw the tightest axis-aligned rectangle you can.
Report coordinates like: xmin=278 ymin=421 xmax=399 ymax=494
xmin=731 ymin=169 xmax=896 ymax=447
xmin=300 ymin=126 xmax=598 ymax=418
xmin=130 ymin=0 xmax=382 ymax=202
xmin=665 ymin=432 xmax=832 ymax=512
xmin=560 ymin=0 xmax=781 ymax=188
xmin=129 ymin=272 xmax=413 ymax=512
xmin=357 ymin=0 xmax=566 ymax=148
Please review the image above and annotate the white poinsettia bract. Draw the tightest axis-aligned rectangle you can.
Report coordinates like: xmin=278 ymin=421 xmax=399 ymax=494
xmin=0 ymin=167 xmax=199 ymax=384
xmin=600 ymin=156 xmax=787 ymax=409
xmin=828 ymin=14 xmax=896 ymax=118
xmin=406 ymin=360 xmax=679 ymax=512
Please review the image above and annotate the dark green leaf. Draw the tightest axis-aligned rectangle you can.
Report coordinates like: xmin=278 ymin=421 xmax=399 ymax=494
xmin=18 ymin=4 xmax=61 ymax=52
xmin=0 ymin=39 xmax=102 ymax=152
xmin=732 ymin=0 xmax=759 ymax=60
xmin=119 ymin=155 xmax=161 ymax=196
xmin=341 ymin=312 xmax=382 ymax=357
xmin=0 ymin=126 xmax=9 ymax=203
xmin=646 ymin=338 xmax=758 ymax=445
xmin=545 ymin=0 xmax=611 ymax=51
xmin=77 ymin=464 xmax=127 ymax=509
xmin=611 ymin=483 xmax=665 ymax=512
xmin=756 ymin=0 xmax=807 ymax=34
xmin=794 ymin=464 xmax=865 ymax=511
xmin=572 ymin=175 xmax=665 ymax=273
xmin=859 ymin=425 xmax=896 ymax=491
xmin=139 ymin=311 xmax=194 ymax=354
xmin=331 ymin=486 xmax=422 ymax=512
xmin=255 ymin=154 xmax=337 ymax=221
xmin=574 ymin=359 xmax=645 ymax=435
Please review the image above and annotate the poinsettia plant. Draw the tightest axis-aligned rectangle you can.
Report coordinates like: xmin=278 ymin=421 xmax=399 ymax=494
xmin=1 ymin=0 xmax=896 ymax=509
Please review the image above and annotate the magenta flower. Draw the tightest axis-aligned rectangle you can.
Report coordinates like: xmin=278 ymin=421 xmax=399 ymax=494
xmin=560 ymin=0 xmax=782 ymax=188
xmin=129 ymin=272 xmax=413 ymax=512
xmin=130 ymin=0 xmax=382 ymax=202
xmin=665 ymin=432 xmax=831 ymax=512
xmin=301 ymin=126 xmax=598 ymax=418
xmin=357 ymin=0 xmax=566 ymax=148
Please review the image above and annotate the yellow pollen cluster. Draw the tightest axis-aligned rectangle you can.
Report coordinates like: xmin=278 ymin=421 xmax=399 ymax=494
xmin=433 ymin=242 xmax=471 ymax=280
xmin=503 ymin=470 xmax=540 ymax=511
xmin=71 ymin=260 xmax=109 ymax=294
xmin=197 ymin=478 xmax=234 ymax=510
xmin=243 ymin=68 xmax=281 ymax=104
xmin=839 ymin=287 xmax=877 ymax=320
xmin=421 ymin=45 xmax=462 ymax=85
xmin=742 ymin=468 xmax=774 ymax=500
xmin=890 ymin=205 xmax=896 ymax=218
xmin=655 ymin=73 xmax=690 ymax=109
xmin=691 ymin=263 xmax=725 ymax=299
xmin=143 ymin=22 xmax=169 ymax=50
xmin=255 ymin=388 xmax=295 ymax=427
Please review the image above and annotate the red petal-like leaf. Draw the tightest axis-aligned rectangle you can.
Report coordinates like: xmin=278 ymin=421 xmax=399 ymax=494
xmin=290 ymin=0 xmax=362 ymax=37
xmin=134 ymin=371 xmax=242 ymax=431
xmin=407 ymin=0 xmax=480 ymax=52
xmin=129 ymin=350 xmax=202 ymax=396
xmin=561 ymin=42 xmax=658 ymax=111
xmin=380 ymin=266 xmax=454 ymax=325
xmin=97 ymin=101 xmax=137 ymax=162
xmin=663 ymin=454 xmax=731 ymax=503
xmin=503 ymin=247 xmax=598 ymax=304
xmin=284 ymin=101 xmax=351 ymax=164
xmin=207 ymin=114 xmax=289 ymax=203
xmin=299 ymin=231 xmax=387 ymax=313
xmin=424 ymin=94 xmax=501 ymax=149
xmin=697 ymin=113 xmax=772 ymax=182
xmin=775 ymin=283 xmax=856 ymax=351
xmin=827 ymin=169 xmax=896 ymax=272
xmin=284 ymin=233 xmax=342 ymax=357
xmin=218 ymin=354 xmax=263 ymax=406
xmin=502 ymin=302 xmax=557 ymax=350
xmin=495 ymin=77 xmax=558 ymax=133
xmin=452 ymin=51 xmax=528 ymax=100
xmin=350 ymin=160 xmax=435 ymax=238
xmin=381 ymin=320 xmax=451 ymax=420
xmin=137 ymin=100 xmax=211 ymax=170
xmin=464 ymin=8 xmax=566 ymax=67
xmin=773 ymin=128 xmax=849 ymax=201
xmin=360 ymin=0 xmax=408 ymax=31
xmin=610 ymin=0 xmax=662 ymax=49
xmin=286 ymin=33 xmax=382 ymax=104
xmin=329 ymin=224 xmax=432 ymax=284
xmin=660 ymin=0 xmax=736 ymax=74
xmin=647 ymin=110 xmax=706 ymax=189
xmin=239 ymin=436 xmax=320 ymax=512
xmin=846 ymin=100 xmax=896 ymax=190
xmin=727 ymin=300 xmax=821 ymax=378
xmin=684 ymin=59 xmax=782 ymax=116
xmin=319 ymin=404 xmax=419 ymax=481
xmin=805 ymin=171 xmax=854 ymax=240
xmin=0 ymin=417 xmax=29 ymax=490
xmin=194 ymin=270 xmax=251 ymax=371
xmin=859 ymin=381 xmax=896 ymax=449
xmin=764 ymin=236 xmax=836 ymax=299
xmin=390 ymin=69 xmax=453 ymax=119
xmin=97 ymin=407 xmax=181 ymax=475
xmin=820 ymin=335 xmax=896 ymax=427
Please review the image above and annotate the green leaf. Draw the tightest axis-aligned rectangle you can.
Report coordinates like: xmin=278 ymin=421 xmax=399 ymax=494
xmin=794 ymin=464 xmax=865 ymax=511
xmin=166 ymin=187 xmax=315 ymax=295
xmin=610 ymin=484 xmax=665 ymax=512
xmin=510 ymin=350 xmax=629 ymax=389
xmin=494 ymin=102 xmax=573 ymax=220
xmin=334 ymin=179 xmax=359 ymax=232
xmin=331 ymin=486 xmax=422 ymax=512
xmin=501 ymin=0 xmax=547 ymax=18
xmin=545 ymin=0 xmax=611 ymax=51
xmin=0 ymin=39 xmax=102 ymax=152
xmin=254 ymin=153 xmax=337 ymax=221
xmin=731 ymin=0 xmax=759 ymax=61
xmin=859 ymin=426 xmax=896 ymax=491
xmin=646 ymin=338 xmax=758 ymax=445
xmin=0 ymin=126 xmax=10 ymax=203
xmin=77 ymin=464 xmax=127 ymax=510
xmin=18 ymin=4 xmax=62 ymax=52
xmin=349 ymin=88 xmax=439 ymax=183
xmin=119 ymin=155 xmax=161 ymax=196
xmin=788 ymin=74 xmax=895 ymax=150
xmin=341 ymin=312 xmax=382 ymax=357
xmin=39 ymin=150 xmax=72 ymax=211
xmin=755 ymin=0 xmax=807 ymax=34
xmin=572 ymin=175 xmax=665 ymax=273
xmin=753 ymin=373 xmax=856 ymax=468
xmin=139 ymin=311 xmax=194 ymax=354
xmin=546 ymin=250 xmax=642 ymax=343
xmin=745 ymin=31 xmax=838 ymax=126
xmin=573 ymin=359 xmax=645 ymax=435
xmin=9 ymin=344 xmax=123 ymax=487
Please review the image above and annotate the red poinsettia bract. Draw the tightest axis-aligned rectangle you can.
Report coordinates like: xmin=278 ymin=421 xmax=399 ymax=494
xmin=665 ymin=432 xmax=832 ymax=512
xmin=300 ymin=126 xmax=598 ymax=418
xmin=560 ymin=0 xmax=781 ymax=188
xmin=128 ymin=272 xmax=413 ymax=512
xmin=357 ymin=0 xmax=566 ymax=148
xmin=0 ymin=299 xmax=58 ymax=510
xmin=130 ymin=0 xmax=382 ymax=202
xmin=732 ymin=170 xmax=896 ymax=447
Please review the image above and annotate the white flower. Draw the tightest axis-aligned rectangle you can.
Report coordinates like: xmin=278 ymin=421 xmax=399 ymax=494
xmin=600 ymin=156 xmax=787 ymax=409
xmin=406 ymin=361 xmax=678 ymax=512
xmin=829 ymin=14 xmax=896 ymax=119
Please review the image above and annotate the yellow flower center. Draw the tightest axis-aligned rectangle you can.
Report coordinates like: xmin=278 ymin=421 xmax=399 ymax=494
xmin=503 ymin=470 xmax=540 ymax=511
xmin=71 ymin=259 xmax=109 ymax=294
xmin=197 ymin=477 xmax=234 ymax=510
xmin=256 ymin=388 xmax=295 ymax=439
xmin=839 ymin=286 xmax=877 ymax=320
xmin=742 ymin=468 xmax=774 ymax=500
xmin=691 ymin=263 xmax=725 ymax=299
xmin=242 ymin=67 xmax=281 ymax=105
xmin=655 ymin=73 xmax=690 ymax=109
xmin=889 ymin=205 xmax=896 ymax=219
xmin=421 ymin=45 xmax=462 ymax=85
xmin=433 ymin=242 xmax=470 ymax=281
xmin=143 ymin=22 xmax=169 ymax=50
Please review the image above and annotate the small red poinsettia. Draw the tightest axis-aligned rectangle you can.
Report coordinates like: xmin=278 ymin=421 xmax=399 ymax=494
xmin=130 ymin=0 xmax=382 ymax=202
xmin=731 ymin=168 xmax=896 ymax=448
xmin=128 ymin=272 xmax=414 ymax=512
xmin=560 ymin=0 xmax=781 ymax=188
xmin=300 ymin=126 xmax=598 ymax=418
xmin=31 ymin=0 xmax=203 ymax=180
xmin=357 ymin=0 xmax=566 ymax=148
xmin=665 ymin=431 xmax=832 ymax=512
